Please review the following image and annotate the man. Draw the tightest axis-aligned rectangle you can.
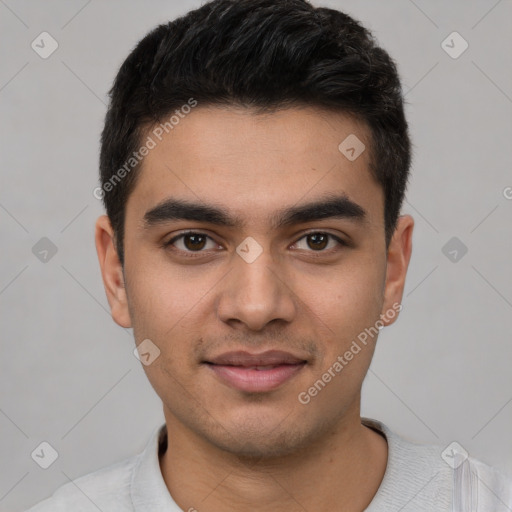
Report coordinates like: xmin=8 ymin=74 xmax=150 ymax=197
xmin=27 ymin=0 xmax=512 ymax=510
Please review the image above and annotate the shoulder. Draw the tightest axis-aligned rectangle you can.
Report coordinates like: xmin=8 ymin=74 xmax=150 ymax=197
xmin=24 ymin=455 xmax=139 ymax=512
xmin=459 ymin=456 xmax=512 ymax=510
xmin=395 ymin=431 xmax=512 ymax=508
xmin=363 ymin=418 xmax=512 ymax=510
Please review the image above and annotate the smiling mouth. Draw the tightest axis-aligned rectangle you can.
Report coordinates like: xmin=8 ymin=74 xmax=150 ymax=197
xmin=203 ymin=350 xmax=308 ymax=392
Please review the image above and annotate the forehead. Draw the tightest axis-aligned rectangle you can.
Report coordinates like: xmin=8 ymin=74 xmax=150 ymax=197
xmin=126 ymin=105 xmax=384 ymax=231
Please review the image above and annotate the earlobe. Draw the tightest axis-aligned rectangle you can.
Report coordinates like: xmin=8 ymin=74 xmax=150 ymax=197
xmin=380 ymin=215 xmax=414 ymax=327
xmin=94 ymin=215 xmax=132 ymax=328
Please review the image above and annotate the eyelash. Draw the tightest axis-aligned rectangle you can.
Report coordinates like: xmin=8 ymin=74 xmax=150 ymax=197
xmin=163 ymin=230 xmax=347 ymax=258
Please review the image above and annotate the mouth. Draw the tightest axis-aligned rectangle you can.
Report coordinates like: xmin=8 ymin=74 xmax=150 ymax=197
xmin=203 ymin=350 xmax=307 ymax=393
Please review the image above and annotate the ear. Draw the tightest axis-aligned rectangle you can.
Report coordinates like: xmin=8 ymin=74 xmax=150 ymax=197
xmin=380 ymin=214 xmax=414 ymax=326
xmin=95 ymin=215 xmax=132 ymax=328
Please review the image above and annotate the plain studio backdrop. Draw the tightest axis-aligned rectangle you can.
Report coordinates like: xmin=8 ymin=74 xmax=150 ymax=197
xmin=1 ymin=1 xmax=511 ymax=510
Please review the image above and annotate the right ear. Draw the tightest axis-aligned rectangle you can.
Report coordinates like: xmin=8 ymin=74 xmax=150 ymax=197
xmin=94 ymin=215 xmax=132 ymax=328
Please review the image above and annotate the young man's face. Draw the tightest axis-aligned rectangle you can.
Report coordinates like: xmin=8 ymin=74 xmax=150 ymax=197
xmin=96 ymin=106 xmax=413 ymax=458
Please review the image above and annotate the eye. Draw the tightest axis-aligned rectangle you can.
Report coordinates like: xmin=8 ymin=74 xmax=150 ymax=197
xmin=165 ymin=231 xmax=219 ymax=254
xmin=164 ymin=230 xmax=347 ymax=258
xmin=293 ymin=232 xmax=346 ymax=252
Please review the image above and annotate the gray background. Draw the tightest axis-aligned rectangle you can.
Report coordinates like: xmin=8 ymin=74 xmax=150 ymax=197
xmin=1 ymin=0 xmax=511 ymax=510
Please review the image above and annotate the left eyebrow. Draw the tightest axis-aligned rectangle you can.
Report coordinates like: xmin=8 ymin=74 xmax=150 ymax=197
xmin=273 ymin=193 xmax=368 ymax=229
xmin=142 ymin=193 xmax=369 ymax=231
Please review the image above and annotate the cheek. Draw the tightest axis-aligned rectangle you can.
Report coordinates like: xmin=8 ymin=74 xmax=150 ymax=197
xmin=125 ymin=259 xmax=193 ymax=328
xmin=127 ymin=269 xmax=203 ymax=397
xmin=125 ymin=262 xmax=214 ymax=367
xmin=297 ymin=259 xmax=384 ymax=335
xmin=297 ymin=268 xmax=382 ymax=408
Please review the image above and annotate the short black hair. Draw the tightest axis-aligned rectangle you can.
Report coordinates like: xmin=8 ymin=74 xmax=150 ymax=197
xmin=99 ymin=0 xmax=411 ymax=265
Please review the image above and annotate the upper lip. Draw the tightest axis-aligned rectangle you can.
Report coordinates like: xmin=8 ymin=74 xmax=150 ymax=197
xmin=205 ymin=350 xmax=307 ymax=367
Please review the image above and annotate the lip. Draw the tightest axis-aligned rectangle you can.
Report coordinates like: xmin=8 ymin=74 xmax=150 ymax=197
xmin=204 ymin=350 xmax=307 ymax=393
xmin=206 ymin=350 xmax=306 ymax=366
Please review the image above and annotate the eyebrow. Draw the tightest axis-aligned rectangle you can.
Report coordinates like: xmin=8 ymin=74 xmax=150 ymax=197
xmin=142 ymin=193 xmax=369 ymax=231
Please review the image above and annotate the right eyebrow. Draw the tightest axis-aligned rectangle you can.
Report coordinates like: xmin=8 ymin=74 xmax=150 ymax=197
xmin=143 ymin=198 xmax=242 ymax=229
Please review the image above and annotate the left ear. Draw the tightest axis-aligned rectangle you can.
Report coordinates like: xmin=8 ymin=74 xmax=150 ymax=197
xmin=380 ymin=214 xmax=414 ymax=326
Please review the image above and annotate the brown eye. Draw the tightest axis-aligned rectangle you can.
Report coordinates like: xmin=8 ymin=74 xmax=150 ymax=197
xmin=294 ymin=232 xmax=345 ymax=252
xmin=183 ymin=233 xmax=207 ymax=251
xmin=165 ymin=232 xmax=217 ymax=253
xmin=307 ymin=233 xmax=328 ymax=250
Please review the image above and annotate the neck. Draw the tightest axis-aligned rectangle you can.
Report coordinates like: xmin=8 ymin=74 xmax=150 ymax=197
xmin=159 ymin=410 xmax=388 ymax=512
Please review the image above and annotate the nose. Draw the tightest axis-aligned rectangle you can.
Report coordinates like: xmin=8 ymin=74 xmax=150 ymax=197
xmin=215 ymin=245 xmax=297 ymax=332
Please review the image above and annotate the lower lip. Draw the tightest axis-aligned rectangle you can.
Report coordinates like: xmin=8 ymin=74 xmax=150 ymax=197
xmin=206 ymin=363 xmax=306 ymax=392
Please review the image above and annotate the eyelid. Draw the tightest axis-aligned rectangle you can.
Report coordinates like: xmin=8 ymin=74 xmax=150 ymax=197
xmin=164 ymin=229 xmax=347 ymax=255
xmin=292 ymin=231 xmax=347 ymax=250
xmin=165 ymin=230 xmax=220 ymax=248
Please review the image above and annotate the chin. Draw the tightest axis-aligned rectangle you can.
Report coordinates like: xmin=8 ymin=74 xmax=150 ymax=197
xmin=204 ymin=415 xmax=317 ymax=460
xmin=219 ymin=433 xmax=302 ymax=460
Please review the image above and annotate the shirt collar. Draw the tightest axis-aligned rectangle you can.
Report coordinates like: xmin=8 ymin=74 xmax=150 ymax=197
xmin=130 ymin=423 xmax=181 ymax=511
xmin=130 ymin=418 xmax=395 ymax=511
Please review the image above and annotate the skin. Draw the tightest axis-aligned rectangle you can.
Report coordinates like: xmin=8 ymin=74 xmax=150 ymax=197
xmin=95 ymin=105 xmax=414 ymax=512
